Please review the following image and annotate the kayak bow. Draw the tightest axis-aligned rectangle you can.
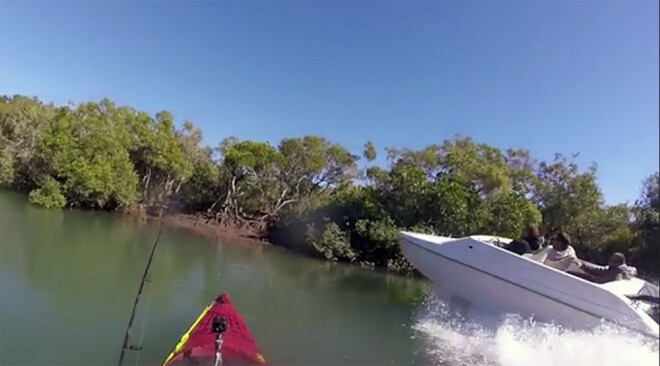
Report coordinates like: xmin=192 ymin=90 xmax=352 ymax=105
xmin=163 ymin=293 xmax=267 ymax=366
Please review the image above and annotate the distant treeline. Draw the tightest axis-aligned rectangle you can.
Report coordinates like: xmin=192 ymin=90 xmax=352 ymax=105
xmin=1 ymin=95 xmax=658 ymax=276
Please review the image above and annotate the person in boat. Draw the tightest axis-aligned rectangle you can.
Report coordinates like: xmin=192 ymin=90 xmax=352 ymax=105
xmin=543 ymin=231 xmax=580 ymax=272
xmin=578 ymin=252 xmax=638 ymax=284
xmin=503 ymin=225 xmax=546 ymax=255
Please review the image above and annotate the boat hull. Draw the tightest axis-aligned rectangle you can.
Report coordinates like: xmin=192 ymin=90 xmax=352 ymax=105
xmin=163 ymin=293 xmax=267 ymax=366
xmin=401 ymin=232 xmax=659 ymax=339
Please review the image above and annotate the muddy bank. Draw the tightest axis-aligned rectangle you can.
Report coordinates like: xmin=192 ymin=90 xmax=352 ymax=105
xmin=159 ymin=213 xmax=270 ymax=246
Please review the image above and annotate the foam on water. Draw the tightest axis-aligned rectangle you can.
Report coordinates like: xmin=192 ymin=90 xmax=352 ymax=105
xmin=412 ymin=293 xmax=659 ymax=366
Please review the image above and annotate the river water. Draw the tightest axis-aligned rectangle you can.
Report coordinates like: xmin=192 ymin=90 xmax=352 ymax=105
xmin=0 ymin=191 xmax=431 ymax=365
xmin=1 ymin=191 xmax=658 ymax=366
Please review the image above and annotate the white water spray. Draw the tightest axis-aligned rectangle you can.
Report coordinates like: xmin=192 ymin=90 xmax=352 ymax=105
xmin=412 ymin=293 xmax=659 ymax=366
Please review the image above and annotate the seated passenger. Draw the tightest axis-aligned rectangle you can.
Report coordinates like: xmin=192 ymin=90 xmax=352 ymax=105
xmin=525 ymin=227 xmax=546 ymax=251
xmin=543 ymin=231 xmax=580 ymax=272
xmin=503 ymin=225 xmax=545 ymax=255
xmin=579 ymin=252 xmax=638 ymax=284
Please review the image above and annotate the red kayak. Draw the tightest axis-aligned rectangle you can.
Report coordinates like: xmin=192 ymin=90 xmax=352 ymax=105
xmin=162 ymin=293 xmax=267 ymax=366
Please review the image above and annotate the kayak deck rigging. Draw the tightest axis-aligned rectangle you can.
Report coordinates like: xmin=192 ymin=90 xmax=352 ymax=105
xmin=163 ymin=293 xmax=267 ymax=366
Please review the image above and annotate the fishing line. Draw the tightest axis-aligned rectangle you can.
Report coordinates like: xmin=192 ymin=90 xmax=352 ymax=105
xmin=134 ymin=281 xmax=155 ymax=366
xmin=118 ymin=210 xmax=165 ymax=366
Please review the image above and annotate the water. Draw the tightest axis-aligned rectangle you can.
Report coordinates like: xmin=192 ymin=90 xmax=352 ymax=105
xmin=1 ymin=191 xmax=658 ymax=366
xmin=0 ymin=191 xmax=430 ymax=365
xmin=412 ymin=294 xmax=659 ymax=366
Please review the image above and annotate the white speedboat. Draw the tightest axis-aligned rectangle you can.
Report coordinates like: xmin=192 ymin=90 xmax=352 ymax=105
xmin=401 ymin=231 xmax=659 ymax=339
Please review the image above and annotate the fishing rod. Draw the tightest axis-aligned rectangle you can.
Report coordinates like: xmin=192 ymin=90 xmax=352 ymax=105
xmin=118 ymin=209 xmax=165 ymax=366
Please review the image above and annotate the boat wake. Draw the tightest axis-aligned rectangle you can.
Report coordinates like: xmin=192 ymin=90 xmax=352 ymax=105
xmin=412 ymin=293 xmax=659 ymax=366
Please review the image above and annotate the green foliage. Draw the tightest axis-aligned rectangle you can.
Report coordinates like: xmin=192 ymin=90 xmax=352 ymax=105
xmin=533 ymin=154 xmax=602 ymax=232
xmin=2 ymin=94 xmax=657 ymax=276
xmin=0 ymin=146 xmax=14 ymax=185
xmin=363 ymin=141 xmax=377 ymax=162
xmin=28 ymin=177 xmax=66 ymax=209
xmin=439 ymin=137 xmax=512 ymax=195
xmin=352 ymin=218 xmax=401 ymax=265
xmin=33 ymin=106 xmax=139 ymax=209
xmin=223 ymin=140 xmax=279 ymax=171
xmin=131 ymin=111 xmax=194 ymax=205
xmin=420 ymin=177 xmax=476 ymax=236
xmin=0 ymin=97 xmax=208 ymax=211
xmin=208 ymin=135 xmax=358 ymax=228
xmin=305 ymin=221 xmax=356 ymax=262
xmin=177 ymin=149 xmax=220 ymax=212
xmin=639 ymin=172 xmax=659 ymax=210
xmin=386 ymin=256 xmax=417 ymax=275
xmin=272 ymin=137 xmax=656 ymax=276
xmin=629 ymin=172 xmax=660 ymax=276
xmin=0 ymin=95 xmax=55 ymax=188
xmin=478 ymin=191 xmax=541 ymax=238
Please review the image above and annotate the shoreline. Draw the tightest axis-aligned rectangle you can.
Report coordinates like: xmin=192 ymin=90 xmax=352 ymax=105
xmin=118 ymin=208 xmax=427 ymax=279
xmin=156 ymin=213 xmax=272 ymax=247
xmin=154 ymin=211 xmax=426 ymax=279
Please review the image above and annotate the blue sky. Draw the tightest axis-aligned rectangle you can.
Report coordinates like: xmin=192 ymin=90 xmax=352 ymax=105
xmin=1 ymin=1 xmax=657 ymax=204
